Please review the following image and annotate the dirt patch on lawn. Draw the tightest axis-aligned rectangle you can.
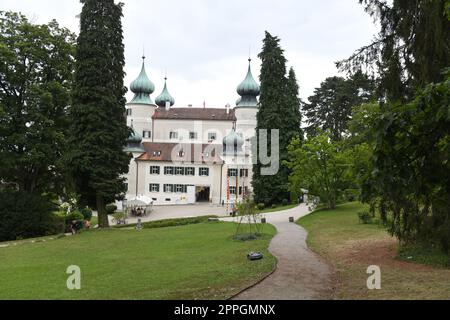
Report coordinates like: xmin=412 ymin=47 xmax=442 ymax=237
xmin=338 ymin=237 xmax=435 ymax=272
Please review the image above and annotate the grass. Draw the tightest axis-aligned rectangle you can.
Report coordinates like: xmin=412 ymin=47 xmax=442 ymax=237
xmin=0 ymin=222 xmax=276 ymax=300
xmin=298 ymin=202 xmax=450 ymax=300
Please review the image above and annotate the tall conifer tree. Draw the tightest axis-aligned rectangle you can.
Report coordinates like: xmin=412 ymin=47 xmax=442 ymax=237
xmin=252 ymin=32 xmax=301 ymax=205
xmin=69 ymin=0 xmax=130 ymax=228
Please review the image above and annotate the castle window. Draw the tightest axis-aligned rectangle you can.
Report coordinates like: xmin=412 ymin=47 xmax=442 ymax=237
xmin=229 ymin=186 xmax=237 ymax=195
xmin=126 ymin=109 xmax=132 ymax=116
xmin=164 ymin=184 xmax=174 ymax=193
xmin=150 ymin=166 xmax=160 ymax=175
xmin=228 ymin=169 xmax=238 ymax=177
xmin=170 ymin=131 xmax=178 ymax=140
xmin=185 ymin=167 xmax=195 ymax=176
xmin=199 ymin=167 xmax=209 ymax=177
xmin=164 ymin=166 xmax=174 ymax=175
xmin=189 ymin=132 xmax=197 ymax=140
xmin=208 ymin=132 xmax=217 ymax=142
xmin=240 ymin=169 xmax=249 ymax=177
xmin=149 ymin=184 xmax=160 ymax=192
xmin=175 ymin=167 xmax=185 ymax=175
xmin=143 ymin=130 xmax=151 ymax=139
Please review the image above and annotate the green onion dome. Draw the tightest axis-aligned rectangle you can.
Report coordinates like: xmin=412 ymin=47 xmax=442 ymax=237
xmin=223 ymin=128 xmax=244 ymax=154
xmin=129 ymin=56 xmax=155 ymax=105
xmin=155 ymin=77 xmax=175 ymax=108
xmin=237 ymin=59 xmax=260 ymax=95
xmin=236 ymin=59 xmax=260 ymax=108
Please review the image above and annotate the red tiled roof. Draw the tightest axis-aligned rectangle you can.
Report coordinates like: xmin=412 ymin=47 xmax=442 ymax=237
xmin=136 ymin=142 xmax=224 ymax=164
xmin=152 ymin=108 xmax=236 ymax=121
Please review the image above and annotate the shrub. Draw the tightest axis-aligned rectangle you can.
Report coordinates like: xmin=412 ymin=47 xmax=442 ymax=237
xmin=114 ymin=216 xmax=217 ymax=229
xmin=358 ymin=210 xmax=373 ymax=224
xmin=281 ymin=199 xmax=289 ymax=206
xmin=105 ymin=204 xmax=117 ymax=215
xmin=79 ymin=207 xmax=93 ymax=221
xmin=64 ymin=211 xmax=85 ymax=232
xmin=257 ymin=203 xmax=265 ymax=210
xmin=271 ymin=204 xmax=277 ymax=209
xmin=0 ymin=191 xmax=60 ymax=241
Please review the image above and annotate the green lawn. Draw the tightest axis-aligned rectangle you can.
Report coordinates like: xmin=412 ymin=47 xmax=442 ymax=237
xmin=0 ymin=222 xmax=276 ymax=300
xmin=298 ymin=202 xmax=450 ymax=300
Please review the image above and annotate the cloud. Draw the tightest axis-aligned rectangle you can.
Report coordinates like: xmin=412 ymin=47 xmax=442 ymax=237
xmin=2 ymin=0 xmax=378 ymax=106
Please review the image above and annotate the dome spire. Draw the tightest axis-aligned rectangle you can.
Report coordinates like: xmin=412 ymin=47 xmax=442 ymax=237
xmin=155 ymin=75 xmax=175 ymax=108
xmin=129 ymin=55 xmax=155 ymax=105
xmin=236 ymin=57 xmax=260 ymax=108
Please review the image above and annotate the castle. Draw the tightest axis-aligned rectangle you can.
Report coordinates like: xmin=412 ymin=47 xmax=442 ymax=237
xmin=122 ymin=56 xmax=260 ymax=207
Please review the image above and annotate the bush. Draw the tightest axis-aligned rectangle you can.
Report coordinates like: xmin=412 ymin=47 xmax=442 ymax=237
xmin=357 ymin=210 xmax=373 ymax=224
xmin=257 ymin=203 xmax=265 ymax=210
xmin=79 ymin=207 xmax=92 ymax=221
xmin=64 ymin=211 xmax=85 ymax=233
xmin=0 ymin=191 xmax=61 ymax=241
xmin=114 ymin=216 xmax=217 ymax=229
xmin=271 ymin=204 xmax=277 ymax=209
xmin=281 ymin=199 xmax=289 ymax=206
xmin=105 ymin=204 xmax=117 ymax=215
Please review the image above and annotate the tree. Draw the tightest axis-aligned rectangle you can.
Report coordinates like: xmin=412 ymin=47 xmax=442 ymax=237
xmin=338 ymin=1 xmax=450 ymax=253
xmin=368 ymin=73 xmax=450 ymax=252
xmin=69 ymin=0 xmax=131 ymax=228
xmin=252 ymin=31 xmax=302 ymax=206
xmin=286 ymin=134 xmax=353 ymax=209
xmin=337 ymin=0 xmax=450 ymax=102
xmin=0 ymin=11 xmax=76 ymax=195
xmin=303 ymin=71 xmax=375 ymax=140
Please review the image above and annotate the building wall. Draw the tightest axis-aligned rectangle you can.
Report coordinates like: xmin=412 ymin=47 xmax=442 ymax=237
xmin=152 ymin=118 xmax=234 ymax=144
xmin=126 ymin=103 xmax=156 ymax=142
xmin=126 ymin=161 xmax=224 ymax=206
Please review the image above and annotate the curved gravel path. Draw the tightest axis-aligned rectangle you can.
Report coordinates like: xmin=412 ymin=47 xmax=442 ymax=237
xmin=223 ymin=204 xmax=335 ymax=300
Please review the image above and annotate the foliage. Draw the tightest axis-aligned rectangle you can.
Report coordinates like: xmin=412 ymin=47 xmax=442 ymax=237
xmin=234 ymin=198 xmax=265 ymax=237
xmin=68 ymin=0 xmax=131 ymax=228
xmin=286 ymin=133 xmax=353 ymax=209
xmin=257 ymin=203 xmax=265 ymax=210
xmin=366 ymin=73 xmax=450 ymax=252
xmin=357 ymin=210 xmax=374 ymax=224
xmin=252 ymin=31 xmax=302 ymax=206
xmin=79 ymin=207 xmax=93 ymax=221
xmin=303 ymin=71 xmax=375 ymax=140
xmin=0 ymin=191 xmax=62 ymax=241
xmin=337 ymin=0 xmax=449 ymax=101
xmin=281 ymin=199 xmax=289 ymax=206
xmin=114 ymin=216 xmax=218 ymax=229
xmin=64 ymin=211 xmax=84 ymax=233
xmin=0 ymin=11 xmax=75 ymax=195
xmin=105 ymin=204 xmax=117 ymax=215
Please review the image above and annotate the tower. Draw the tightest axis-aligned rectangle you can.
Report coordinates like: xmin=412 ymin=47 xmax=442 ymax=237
xmin=155 ymin=76 xmax=175 ymax=109
xmin=126 ymin=55 xmax=157 ymax=142
xmin=234 ymin=58 xmax=260 ymax=139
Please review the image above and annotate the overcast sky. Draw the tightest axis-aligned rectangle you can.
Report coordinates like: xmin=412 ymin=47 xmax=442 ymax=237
xmin=2 ymin=0 xmax=378 ymax=108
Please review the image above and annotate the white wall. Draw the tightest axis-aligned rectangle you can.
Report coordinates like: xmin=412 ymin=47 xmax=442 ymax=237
xmin=152 ymin=119 xmax=233 ymax=144
xmin=126 ymin=103 xmax=156 ymax=142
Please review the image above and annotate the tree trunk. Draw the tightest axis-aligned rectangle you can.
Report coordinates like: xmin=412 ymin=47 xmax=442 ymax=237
xmin=329 ymin=197 xmax=336 ymax=210
xmin=96 ymin=195 xmax=110 ymax=228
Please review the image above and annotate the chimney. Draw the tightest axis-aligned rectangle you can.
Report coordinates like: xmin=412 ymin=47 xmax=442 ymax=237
xmin=165 ymin=101 xmax=170 ymax=111
xmin=226 ymin=103 xmax=230 ymax=114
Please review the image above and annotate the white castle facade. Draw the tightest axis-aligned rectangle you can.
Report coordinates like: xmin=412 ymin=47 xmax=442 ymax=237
xmin=122 ymin=56 xmax=260 ymax=207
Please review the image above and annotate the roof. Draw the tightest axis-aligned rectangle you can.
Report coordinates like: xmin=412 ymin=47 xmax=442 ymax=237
xmin=152 ymin=108 xmax=236 ymax=121
xmin=136 ymin=142 xmax=224 ymax=164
